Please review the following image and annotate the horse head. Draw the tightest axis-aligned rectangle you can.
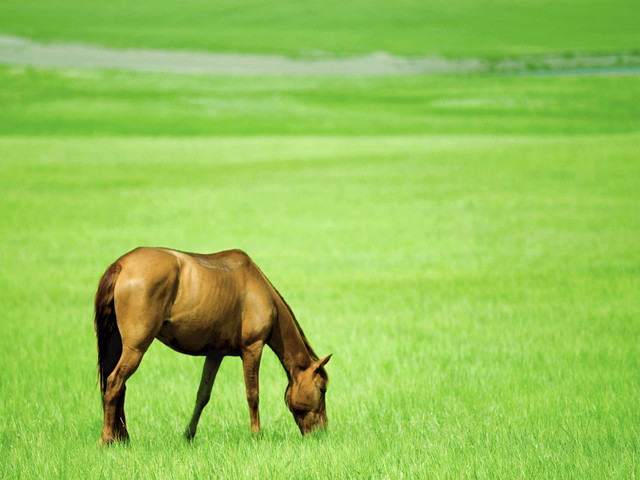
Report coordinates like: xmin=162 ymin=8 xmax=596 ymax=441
xmin=286 ymin=354 xmax=331 ymax=434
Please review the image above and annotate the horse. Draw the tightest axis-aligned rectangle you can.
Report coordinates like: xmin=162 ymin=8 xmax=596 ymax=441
xmin=94 ymin=247 xmax=331 ymax=445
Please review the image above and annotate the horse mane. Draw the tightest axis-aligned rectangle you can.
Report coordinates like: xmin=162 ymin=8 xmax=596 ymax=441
xmin=270 ymin=284 xmax=319 ymax=362
xmin=251 ymin=260 xmax=318 ymax=362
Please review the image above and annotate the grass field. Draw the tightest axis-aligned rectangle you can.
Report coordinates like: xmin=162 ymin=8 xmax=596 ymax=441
xmin=1 ymin=2 xmax=640 ymax=478
xmin=1 ymin=0 xmax=639 ymax=58
xmin=1 ymin=133 xmax=639 ymax=478
xmin=1 ymin=66 xmax=640 ymax=136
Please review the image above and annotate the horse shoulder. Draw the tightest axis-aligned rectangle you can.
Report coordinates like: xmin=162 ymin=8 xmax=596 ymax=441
xmin=238 ymin=261 xmax=277 ymax=345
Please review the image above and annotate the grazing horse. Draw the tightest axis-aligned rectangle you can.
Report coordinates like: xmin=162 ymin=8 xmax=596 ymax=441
xmin=94 ymin=247 xmax=331 ymax=445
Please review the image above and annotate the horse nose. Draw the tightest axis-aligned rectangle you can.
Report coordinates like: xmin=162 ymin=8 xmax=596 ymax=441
xmin=318 ymin=413 xmax=328 ymax=429
xmin=306 ymin=413 xmax=327 ymax=434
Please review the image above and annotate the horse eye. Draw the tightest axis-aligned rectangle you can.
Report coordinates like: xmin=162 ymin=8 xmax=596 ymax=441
xmin=319 ymin=386 xmax=327 ymax=395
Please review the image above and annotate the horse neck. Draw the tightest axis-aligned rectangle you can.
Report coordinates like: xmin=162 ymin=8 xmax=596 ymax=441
xmin=267 ymin=295 xmax=314 ymax=378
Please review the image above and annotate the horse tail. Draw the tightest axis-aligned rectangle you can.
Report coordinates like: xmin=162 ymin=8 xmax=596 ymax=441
xmin=94 ymin=262 xmax=122 ymax=397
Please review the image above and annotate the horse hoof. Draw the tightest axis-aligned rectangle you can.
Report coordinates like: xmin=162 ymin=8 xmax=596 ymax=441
xmin=184 ymin=429 xmax=196 ymax=441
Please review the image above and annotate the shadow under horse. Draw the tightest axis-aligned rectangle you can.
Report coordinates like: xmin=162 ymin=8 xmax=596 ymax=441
xmin=94 ymin=247 xmax=331 ymax=445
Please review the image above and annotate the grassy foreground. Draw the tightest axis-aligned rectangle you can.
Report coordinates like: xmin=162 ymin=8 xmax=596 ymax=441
xmin=0 ymin=132 xmax=639 ymax=478
xmin=1 ymin=0 xmax=639 ymax=57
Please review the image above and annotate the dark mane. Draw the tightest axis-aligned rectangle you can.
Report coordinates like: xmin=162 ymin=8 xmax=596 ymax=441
xmin=247 ymin=257 xmax=319 ymax=362
xmin=270 ymin=284 xmax=319 ymax=362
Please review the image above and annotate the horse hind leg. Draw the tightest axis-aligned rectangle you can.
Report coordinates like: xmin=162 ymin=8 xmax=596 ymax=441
xmin=114 ymin=385 xmax=128 ymax=440
xmin=101 ymin=273 xmax=167 ymax=445
xmin=100 ymin=347 xmax=145 ymax=445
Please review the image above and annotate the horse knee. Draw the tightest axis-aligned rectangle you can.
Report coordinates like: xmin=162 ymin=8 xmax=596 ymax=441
xmin=104 ymin=350 xmax=144 ymax=404
xmin=246 ymin=390 xmax=259 ymax=410
xmin=103 ymin=386 xmax=121 ymax=407
xmin=197 ymin=392 xmax=211 ymax=408
xmin=103 ymin=372 xmax=125 ymax=405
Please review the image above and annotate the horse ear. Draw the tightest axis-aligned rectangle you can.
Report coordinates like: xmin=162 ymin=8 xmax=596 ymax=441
xmin=315 ymin=354 xmax=332 ymax=370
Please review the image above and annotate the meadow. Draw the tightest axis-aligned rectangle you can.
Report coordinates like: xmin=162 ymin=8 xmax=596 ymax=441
xmin=1 ymin=1 xmax=640 ymax=478
xmin=1 ymin=0 xmax=639 ymax=57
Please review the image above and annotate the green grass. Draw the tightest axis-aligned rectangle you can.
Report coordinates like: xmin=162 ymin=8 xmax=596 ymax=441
xmin=1 ymin=2 xmax=640 ymax=477
xmin=1 ymin=132 xmax=639 ymax=477
xmin=1 ymin=66 xmax=640 ymax=136
xmin=1 ymin=0 xmax=639 ymax=58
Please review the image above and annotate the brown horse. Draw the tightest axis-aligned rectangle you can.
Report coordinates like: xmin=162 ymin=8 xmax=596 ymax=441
xmin=94 ymin=247 xmax=330 ymax=445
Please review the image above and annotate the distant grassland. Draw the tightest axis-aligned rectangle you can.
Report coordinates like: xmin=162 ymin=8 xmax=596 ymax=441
xmin=1 ymin=66 xmax=640 ymax=136
xmin=1 ymin=0 xmax=639 ymax=57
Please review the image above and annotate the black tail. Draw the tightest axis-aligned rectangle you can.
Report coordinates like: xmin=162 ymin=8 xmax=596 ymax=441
xmin=94 ymin=262 xmax=122 ymax=397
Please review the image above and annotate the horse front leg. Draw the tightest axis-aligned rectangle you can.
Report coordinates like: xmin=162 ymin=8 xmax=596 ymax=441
xmin=185 ymin=351 xmax=224 ymax=440
xmin=241 ymin=341 xmax=264 ymax=434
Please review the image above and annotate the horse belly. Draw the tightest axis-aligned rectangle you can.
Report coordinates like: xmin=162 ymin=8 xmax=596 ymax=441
xmin=156 ymin=253 xmax=247 ymax=355
xmin=158 ymin=295 xmax=243 ymax=356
